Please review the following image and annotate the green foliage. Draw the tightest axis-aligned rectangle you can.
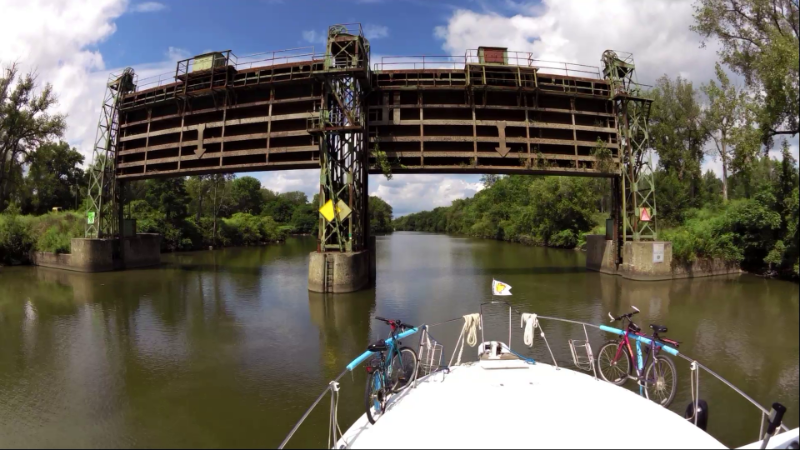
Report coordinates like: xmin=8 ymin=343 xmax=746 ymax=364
xmin=661 ymin=197 xmax=781 ymax=267
xmin=372 ymin=143 xmax=393 ymax=180
xmin=1 ymin=64 xmax=67 ymax=211
xmin=693 ymin=0 xmax=799 ymax=142
xmin=702 ymin=63 xmax=757 ymax=201
xmin=368 ymin=196 xmax=393 ymax=233
xmin=30 ymin=211 xmax=84 ymax=253
xmin=0 ymin=211 xmax=34 ymax=264
xmin=591 ymin=138 xmax=615 ymax=173
xmin=394 ymin=175 xmax=603 ymax=248
xmin=231 ymin=176 xmax=263 ymax=214
xmin=220 ymin=213 xmax=287 ymax=246
xmin=649 ymin=75 xmax=707 ymax=185
xmin=23 ymin=141 xmax=85 ymax=214
xmin=0 ymin=210 xmax=83 ymax=263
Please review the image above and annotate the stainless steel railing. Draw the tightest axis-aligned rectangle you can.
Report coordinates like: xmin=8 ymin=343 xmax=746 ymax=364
xmin=278 ymin=309 xmax=791 ymax=449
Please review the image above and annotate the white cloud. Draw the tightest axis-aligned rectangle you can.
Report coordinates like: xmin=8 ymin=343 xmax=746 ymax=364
xmin=257 ymin=170 xmax=319 ymax=198
xmin=364 ymin=24 xmax=389 ymax=40
xmin=0 ymin=0 xmax=195 ymax=167
xmin=434 ymin=0 xmax=721 ymax=85
xmin=165 ymin=46 xmax=191 ymax=61
xmin=301 ymin=30 xmax=326 ymax=45
xmin=371 ymin=174 xmax=483 ymax=216
xmin=129 ymin=1 xmax=167 ymax=13
xmin=0 ymin=0 xmax=129 ymax=163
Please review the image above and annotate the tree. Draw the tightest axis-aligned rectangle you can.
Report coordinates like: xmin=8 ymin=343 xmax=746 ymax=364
xmin=368 ymin=196 xmax=394 ymax=233
xmin=702 ymin=63 xmax=754 ymax=201
xmin=186 ymin=175 xmax=214 ymax=222
xmin=145 ymin=178 xmax=189 ymax=223
xmin=480 ymin=174 xmax=500 ymax=188
xmin=210 ymin=173 xmax=235 ymax=245
xmin=0 ymin=64 xmax=66 ymax=209
xmin=649 ymin=75 xmax=709 ymax=215
xmin=777 ymin=140 xmax=799 ymax=234
xmin=231 ymin=176 xmax=262 ymax=214
xmin=693 ymin=0 xmax=799 ymax=142
xmin=24 ymin=141 xmax=84 ymax=214
xmin=650 ymin=75 xmax=709 ymax=183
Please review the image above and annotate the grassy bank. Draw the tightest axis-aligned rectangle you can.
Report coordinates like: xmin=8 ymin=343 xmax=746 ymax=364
xmin=0 ymin=209 xmax=290 ymax=266
xmin=0 ymin=210 xmax=85 ymax=264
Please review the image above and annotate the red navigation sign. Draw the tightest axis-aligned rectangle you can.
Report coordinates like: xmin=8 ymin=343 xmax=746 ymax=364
xmin=639 ymin=207 xmax=652 ymax=222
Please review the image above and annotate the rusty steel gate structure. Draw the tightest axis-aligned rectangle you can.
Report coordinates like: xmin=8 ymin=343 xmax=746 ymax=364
xmin=86 ymin=23 xmax=656 ymax=267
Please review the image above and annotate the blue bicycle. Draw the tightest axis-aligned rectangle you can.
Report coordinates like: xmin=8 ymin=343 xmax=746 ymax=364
xmin=364 ymin=317 xmax=419 ymax=424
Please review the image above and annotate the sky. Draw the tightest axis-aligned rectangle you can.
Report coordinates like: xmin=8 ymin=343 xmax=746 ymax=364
xmin=1 ymin=0 xmax=797 ymax=216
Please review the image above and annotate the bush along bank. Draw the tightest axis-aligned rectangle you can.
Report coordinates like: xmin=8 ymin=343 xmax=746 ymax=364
xmin=1 ymin=176 xmax=397 ymax=265
xmin=393 ymin=172 xmax=799 ymax=281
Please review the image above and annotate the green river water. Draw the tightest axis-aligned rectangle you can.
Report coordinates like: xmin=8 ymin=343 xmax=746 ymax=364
xmin=0 ymin=232 xmax=797 ymax=448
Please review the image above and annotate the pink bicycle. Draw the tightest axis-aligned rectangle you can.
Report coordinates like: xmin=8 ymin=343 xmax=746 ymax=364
xmin=596 ymin=306 xmax=679 ymax=407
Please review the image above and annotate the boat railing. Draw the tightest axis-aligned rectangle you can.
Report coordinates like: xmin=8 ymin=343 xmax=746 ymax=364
xmin=278 ymin=307 xmax=790 ymax=449
xmin=533 ymin=314 xmax=792 ymax=441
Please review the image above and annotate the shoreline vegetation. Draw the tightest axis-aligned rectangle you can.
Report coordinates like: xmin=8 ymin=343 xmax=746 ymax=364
xmin=0 ymin=177 xmax=394 ymax=266
xmin=393 ymin=170 xmax=799 ymax=281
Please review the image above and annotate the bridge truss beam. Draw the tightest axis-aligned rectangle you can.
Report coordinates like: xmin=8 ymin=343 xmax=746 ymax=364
xmin=313 ymin=25 xmax=371 ymax=253
xmin=602 ymin=50 xmax=657 ymax=242
xmin=85 ymin=68 xmax=135 ymax=238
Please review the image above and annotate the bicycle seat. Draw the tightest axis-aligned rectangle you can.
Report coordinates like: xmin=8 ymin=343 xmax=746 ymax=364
xmin=367 ymin=340 xmax=388 ymax=352
xmin=650 ymin=324 xmax=668 ymax=333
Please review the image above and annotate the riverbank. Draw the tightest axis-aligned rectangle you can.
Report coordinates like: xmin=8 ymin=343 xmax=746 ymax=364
xmin=0 ymin=210 xmax=289 ymax=267
xmin=392 ymin=174 xmax=799 ymax=282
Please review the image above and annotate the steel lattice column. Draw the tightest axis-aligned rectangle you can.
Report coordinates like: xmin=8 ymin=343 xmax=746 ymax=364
xmin=315 ymin=25 xmax=370 ymax=253
xmin=85 ymin=68 xmax=135 ymax=238
xmin=602 ymin=51 xmax=657 ymax=242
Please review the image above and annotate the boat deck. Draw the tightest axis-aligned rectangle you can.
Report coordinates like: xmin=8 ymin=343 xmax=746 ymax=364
xmin=339 ymin=361 xmax=726 ymax=449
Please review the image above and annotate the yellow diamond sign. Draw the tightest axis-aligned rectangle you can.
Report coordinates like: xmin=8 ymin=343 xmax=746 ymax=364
xmin=336 ymin=199 xmax=351 ymax=221
xmin=319 ymin=199 xmax=336 ymax=222
xmin=319 ymin=199 xmax=353 ymax=222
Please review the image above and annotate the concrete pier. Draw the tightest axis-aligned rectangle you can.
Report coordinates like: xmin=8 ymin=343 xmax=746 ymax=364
xmin=32 ymin=234 xmax=161 ymax=272
xmin=308 ymin=250 xmax=374 ymax=293
xmin=585 ymin=235 xmax=741 ymax=280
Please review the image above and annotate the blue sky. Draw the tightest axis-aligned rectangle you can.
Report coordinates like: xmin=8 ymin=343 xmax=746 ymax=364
xmin=102 ymin=0 xmax=471 ymax=68
xmin=2 ymin=0 xmax=796 ymax=216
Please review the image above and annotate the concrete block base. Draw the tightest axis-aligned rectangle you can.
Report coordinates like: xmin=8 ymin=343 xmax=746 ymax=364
xmin=308 ymin=250 xmax=374 ymax=293
xmin=585 ymin=235 xmax=741 ymax=281
xmin=32 ymin=234 xmax=161 ymax=272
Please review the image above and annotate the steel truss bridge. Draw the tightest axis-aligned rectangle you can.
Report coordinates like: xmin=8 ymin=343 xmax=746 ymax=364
xmin=85 ymin=23 xmax=657 ymax=277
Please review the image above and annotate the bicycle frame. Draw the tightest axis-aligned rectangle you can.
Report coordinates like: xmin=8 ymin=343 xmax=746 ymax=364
xmin=612 ymin=326 xmax=659 ymax=395
xmin=600 ymin=320 xmax=679 ymax=399
xmin=366 ymin=323 xmax=413 ymax=411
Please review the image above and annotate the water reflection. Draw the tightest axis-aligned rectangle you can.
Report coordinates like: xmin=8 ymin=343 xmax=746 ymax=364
xmin=0 ymin=233 xmax=797 ymax=448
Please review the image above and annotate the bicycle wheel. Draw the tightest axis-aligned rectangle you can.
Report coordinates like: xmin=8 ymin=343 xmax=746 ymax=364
xmin=644 ymin=355 xmax=677 ymax=407
xmin=596 ymin=340 xmax=631 ymax=386
xmin=364 ymin=371 xmax=384 ymax=425
xmin=389 ymin=347 xmax=418 ymax=393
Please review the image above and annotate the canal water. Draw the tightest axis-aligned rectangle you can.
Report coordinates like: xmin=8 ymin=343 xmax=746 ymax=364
xmin=0 ymin=232 xmax=797 ymax=448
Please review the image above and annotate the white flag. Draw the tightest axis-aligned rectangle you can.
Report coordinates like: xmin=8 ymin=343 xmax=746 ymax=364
xmin=492 ymin=279 xmax=512 ymax=296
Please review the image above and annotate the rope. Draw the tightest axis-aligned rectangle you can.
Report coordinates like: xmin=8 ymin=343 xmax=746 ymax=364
xmin=521 ymin=313 xmax=538 ymax=348
xmin=463 ymin=314 xmax=481 ymax=347
xmin=328 ymin=381 xmax=346 ymax=449
xmin=455 ymin=314 xmax=481 ymax=366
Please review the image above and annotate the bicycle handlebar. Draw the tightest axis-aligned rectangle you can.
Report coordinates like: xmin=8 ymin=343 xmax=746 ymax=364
xmin=375 ymin=316 xmax=415 ymax=330
xmin=609 ymin=306 xmax=640 ymax=323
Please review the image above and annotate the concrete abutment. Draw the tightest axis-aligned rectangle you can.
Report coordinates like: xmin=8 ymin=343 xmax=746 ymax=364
xmin=32 ymin=234 xmax=161 ymax=272
xmin=585 ymin=235 xmax=741 ymax=280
